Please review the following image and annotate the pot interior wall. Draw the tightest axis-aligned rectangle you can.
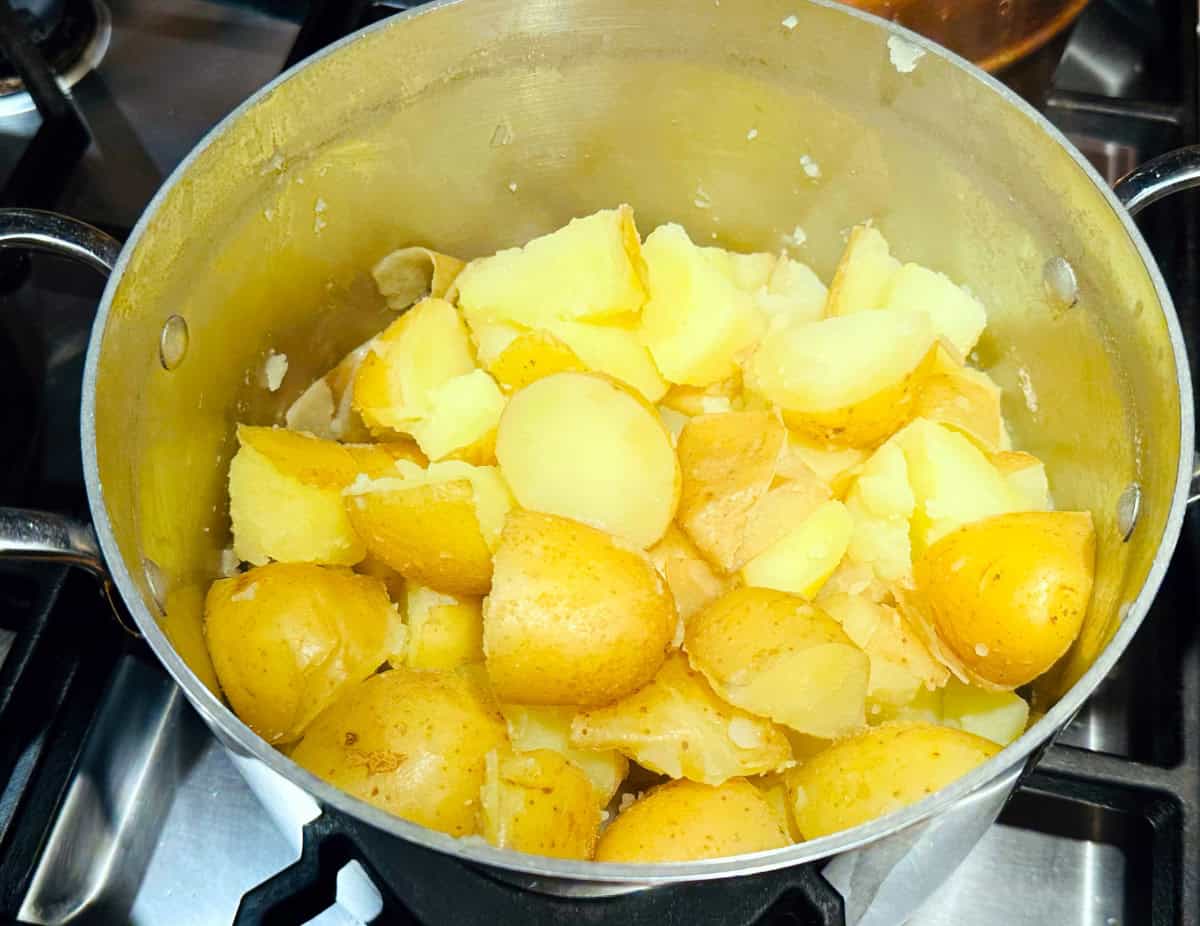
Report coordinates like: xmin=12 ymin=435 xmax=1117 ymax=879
xmin=92 ymin=0 xmax=1180 ymax=713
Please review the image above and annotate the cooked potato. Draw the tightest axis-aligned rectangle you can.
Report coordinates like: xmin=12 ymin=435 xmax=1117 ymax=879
xmin=285 ymin=339 xmax=374 ymax=441
xmin=343 ymin=440 xmax=427 ymax=475
xmin=754 ymin=256 xmax=828 ymax=329
xmin=372 ymin=245 xmax=465 ymax=310
xmin=825 ymin=225 xmax=901 ymax=318
xmin=501 ymin=705 xmax=629 ymax=804
xmin=750 ymin=773 xmax=802 ymax=841
xmin=570 ymin=652 xmax=793 ymax=783
xmin=843 ymin=440 xmax=916 ymax=584
xmin=912 ymin=511 xmax=1096 ymax=689
xmin=228 ymin=425 xmax=365 ymax=566
xmin=660 ymin=375 xmax=742 ymax=417
xmin=777 ymin=434 xmax=866 ymax=497
xmin=409 ymin=369 xmax=506 ymax=463
xmin=744 ymin=310 xmax=937 ymax=447
xmin=786 ymin=723 xmax=1000 ymax=839
xmin=483 ymin=511 xmax=675 ymax=706
xmin=595 ymin=778 xmax=790 ymax=862
xmin=205 ymin=564 xmax=394 ymax=744
xmin=495 ymin=372 xmax=679 ymax=548
xmin=290 ymin=667 xmax=507 ymax=836
xmin=454 ymin=206 xmax=647 ymax=329
xmin=940 ymin=679 xmax=1029 ymax=746
xmin=343 ymin=459 xmax=513 ymax=596
xmin=487 ymin=329 xmax=584 ymax=391
xmin=685 ymin=587 xmax=868 ymax=739
xmin=543 ymin=320 xmax=669 ymax=402
xmin=480 ymin=747 xmax=600 ymax=859
xmin=705 ymin=246 xmax=778 ymax=291
xmin=639 ymin=223 xmax=765 ymax=386
xmin=469 ymin=321 xmax=523 ymax=368
xmin=740 ymin=499 xmax=853 ymax=599
xmin=883 ymin=264 xmax=987 ymax=358
xmin=914 ymin=352 xmax=1007 ymax=453
xmin=992 ymin=451 xmax=1051 ymax=510
xmin=647 ymin=524 xmax=728 ymax=627
xmin=403 ymin=583 xmax=484 ymax=670
xmin=352 ymin=297 xmax=477 ymax=436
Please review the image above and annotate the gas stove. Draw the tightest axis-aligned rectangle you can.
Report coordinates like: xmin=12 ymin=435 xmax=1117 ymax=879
xmin=0 ymin=2 xmax=1196 ymax=924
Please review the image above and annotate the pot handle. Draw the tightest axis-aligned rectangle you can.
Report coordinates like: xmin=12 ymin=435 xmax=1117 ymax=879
xmin=0 ymin=208 xmax=120 ymax=574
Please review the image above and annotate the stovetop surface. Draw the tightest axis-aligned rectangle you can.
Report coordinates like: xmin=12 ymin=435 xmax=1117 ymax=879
xmin=0 ymin=1 xmax=1197 ymax=924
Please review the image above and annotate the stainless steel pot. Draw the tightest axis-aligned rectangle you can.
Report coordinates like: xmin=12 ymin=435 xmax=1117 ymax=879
xmin=1 ymin=1 xmax=1198 ymax=922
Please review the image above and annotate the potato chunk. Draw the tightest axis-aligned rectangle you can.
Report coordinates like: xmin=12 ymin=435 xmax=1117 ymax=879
xmin=940 ymin=680 xmax=1030 ymax=746
xmin=825 ymin=225 xmax=901 ymax=318
xmin=992 ymin=451 xmax=1051 ymax=510
xmin=496 ymin=372 xmax=679 ymax=548
xmin=487 ymin=329 xmax=584 ymax=391
xmin=204 ymin=564 xmax=394 ymax=744
xmin=454 ymin=206 xmax=647 ymax=328
xmin=754 ymin=256 xmax=828 ymax=328
xmin=685 ymin=587 xmax=868 ymax=739
xmin=912 ymin=511 xmax=1095 ymax=689
xmin=570 ymin=653 xmax=793 ymax=783
xmin=409 ymin=368 xmax=506 ymax=463
xmin=786 ymin=723 xmax=999 ymax=839
xmin=843 ymin=439 xmax=917 ymax=584
xmin=501 ymin=705 xmax=628 ymax=804
xmin=290 ymin=667 xmax=506 ymax=836
xmin=595 ymin=779 xmax=790 ymax=862
xmin=344 ymin=460 xmax=513 ymax=596
xmin=483 ymin=511 xmax=675 ymax=706
xmin=403 ymin=584 xmax=484 ymax=670
xmin=739 ymin=499 xmax=853 ymax=599
xmin=543 ymin=320 xmax=669 ymax=402
xmin=480 ymin=747 xmax=600 ymax=859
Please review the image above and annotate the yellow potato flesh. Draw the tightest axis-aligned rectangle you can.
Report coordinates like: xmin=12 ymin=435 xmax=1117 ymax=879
xmin=343 ymin=440 xmax=427 ymax=475
xmin=543 ymin=319 xmax=669 ymax=403
xmin=409 ymin=368 xmax=505 ymax=463
xmin=825 ymin=225 xmax=901 ymax=317
xmin=204 ymin=563 xmax=394 ymax=744
xmin=403 ymin=584 xmax=484 ymax=671
xmin=704 ymin=246 xmax=778 ymax=291
xmin=844 ymin=439 xmax=916 ymax=584
xmin=778 ymin=435 xmax=866 ymax=497
xmin=496 ymin=372 xmax=680 ymax=549
xmin=487 ymin=329 xmax=584 ymax=391
xmin=883 ymin=263 xmax=987 ymax=358
xmin=290 ymin=668 xmax=506 ymax=837
xmin=754 ymin=256 xmax=828 ymax=329
xmin=685 ymin=587 xmax=868 ymax=739
xmin=940 ymin=679 xmax=1029 ymax=746
xmin=915 ymin=362 xmax=1007 ymax=454
xmin=750 ymin=773 xmax=803 ymax=841
xmin=500 ymin=704 xmax=629 ymax=805
xmin=786 ymin=723 xmax=999 ymax=839
xmin=647 ymin=524 xmax=728 ymax=628
xmin=595 ymin=778 xmax=790 ymax=862
xmin=992 ymin=451 xmax=1052 ymax=510
xmin=480 ymin=747 xmax=600 ymax=859
xmin=913 ymin=511 xmax=1096 ymax=689
xmin=570 ymin=652 xmax=793 ymax=783
xmin=483 ymin=511 xmax=675 ymax=706
xmin=740 ymin=499 xmax=853 ymax=600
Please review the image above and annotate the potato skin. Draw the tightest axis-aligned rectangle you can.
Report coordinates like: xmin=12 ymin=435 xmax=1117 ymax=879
xmin=501 ymin=705 xmax=629 ymax=805
xmin=786 ymin=723 xmax=999 ymax=839
xmin=290 ymin=667 xmax=507 ymax=837
xmin=913 ymin=511 xmax=1096 ymax=690
xmin=483 ymin=511 xmax=675 ymax=706
xmin=204 ymin=564 xmax=394 ymax=744
xmin=595 ymin=778 xmax=790 ymax=862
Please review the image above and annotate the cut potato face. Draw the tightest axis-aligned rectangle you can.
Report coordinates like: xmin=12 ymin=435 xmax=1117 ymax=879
xmin=404 ymin=584 xmax=484 ymax=671
xmin=543 ymin=319 xmax=669 ymax=403
xmin=372 ymin=245 xmax=466 ymax=310
xmin=647 ymin=524 xmax=728 ymax=628
xmin=205 ymin=564 xmax=394 ymax=744
xmin=940 ymin=679 xmax=1029 ymax=746
xmin=480 ymin=747 xmax=600 ymax=859
xmin=483 ymin=511 xmax=675 ymax=706
xmin=595 ymin=778 xmax=790 ymax=862
xmin=290 ymin=667 xmax=507 ymax=837
xmin=825 ymin=225 xmax=901 ymax=317
xmin=487 ymin=329 xmax=584 ymax=391
xmin=778 ymin=435 xmax=866 ymax=497
xmin=755 ymin=256 xmax=828 ymax=329
xmin=500 ymin=704 xmax=628 ymax=805
xmin=496 ymin=372 xmax=680 ymax=548
xmin=843 ymin=439 xmax=916 ymax=585
xmin=992 ymin=451 xmax=1051 ymax=510
xmin=883 ymin=264 xmax=987 ymax=358
xmin=786 ymin=722 xmax=999 ymax=839
xmin=640 ymin=223 xmax=765 ymax=386
xmin=704 ymin=246 xmax=778 ymax=292
xmin=740 ymin=499 xmax=853 ymax=599
xmin=685 ymin=587 xmax=869 ymax=739
xmin=912 ymin=510 xmax=1096 ymax=689
xmin=409 ymin=368 xmax=506 ymax=463
xmin=915 ymin=352 xmax=1007 ymax=454
xmin=570 ymin=652 xmax=794 ymax=784
xmin=454 ymin=206 xmax=647 ymax=329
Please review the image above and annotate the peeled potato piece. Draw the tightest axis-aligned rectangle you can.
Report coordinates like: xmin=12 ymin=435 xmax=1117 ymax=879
xmin=409 ymin=368 xmax=506 ymax=463
xmin=825 ymin=225 xmax=901 ymax=318
xmin=480 ymin=747 xmax=600 ymax=859
xmin=778 ymin=435 xmax=866 ymax=498
xmin=754 ymin=256 xmax=828 ymax=329
xmin=372 ymin=245 xmax=465 ymax=310
xmin=570 ymin=652 xmax=793 ymax=784
xmin=496 ymin=372 xmax=680 ymax=548
xmin=291 ymin=667 xmax=507 ymax=836
xmin=704 ymin=246 xmax=778 ymax=292
xmin=543 ymin=319 xmax=669 ymax=403
xmin=205 ymin=564 xmax=394 ymax=744
xmin=992 ymin=451 xmax=1052 ymax=510
xmin=501 ymin=705 xmax=629 ymax=805
xmin=786 ymin=723 xmax=999 ymax=839
xmin=483 ymin=511 xmax=675 ymax=706
xmin=940 ymin=679 xmax=1030 ymax=746
xmin=595 ymin=778 xmax=790 ymax=862
xmin=912 ymin=510 xmax=1096 ymax=690
xmin=659 ymin=377 xmax=741 ymax=417
xmin=686 ymin=587 xmax=869 ymax=739
xmin=843 ymin=440 xmax=917 ymax=584
xmin=343 ymin=460 xmax=513 ymax=596
xmin=740 ymin=499 xmax=853 ymax=599
xmin=403 ymin=584 xmax=484 ymax=671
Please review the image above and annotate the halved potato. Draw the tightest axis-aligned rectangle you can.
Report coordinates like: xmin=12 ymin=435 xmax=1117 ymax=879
xmin=409 ymin=369 xmax=506 ymax=463
xmin=595 ymin=778 xmax=790 ymax=862
xmin=940 ymin=679 xmax=1029 ymax=746
xmin=754 ymin=256 xmax=828 ymax=329
xmin=777 ymin=434 xmax=866 ymax=497
xmin=487 ymin=329 xmax=584 ymax=391
xmin=639 ymin=223 xmax=765 ymax=386
xmin=786 ymin=723 xmax=999 ymax=839
xmin=843 ymin=439 xmax=916 ymax=584
xmin=483 ymin=511 xmax=676 ymax=706
xmin=480 ymin=747 xmax=600 ymax=859
xmin=454 ymin=206 xmax=647 ymax=329
xmin=570 ymin=652 xmax=793 ymax=783
xmin=372 ymin=245 xmax=466 ymax=310
xmin=544 ymin=319 xmax=669 ymax=402
xmin=685 ymin=587 xmax=868 ymax=739
xmin=912 ymin=510 xmax=1096 ymax=689
xmin=404 ymin=584 xmax=484 ymax=670
xmin=745 ymin=310 xmax=937 ymax=447
xmin=992 ymin=451 xmax=1052 ymax=510
xmin=290 ymin=667 xmax=507 ymax=836
xmin=495 ymin=372 xmax=679 ymax=548
xmin=343 ymin=459 xmax=513 ymax=596
xmin=500 ymin=704 xmax=629 ymax=805
xmin=205 ymin=563 xmax=394 ymax=744
xmin=740 ymin=499 xmax=853 ymax=599
xmin=647 ymin=524 xmax=728 ymax=627
xmin=825 ymin=225 xmax=901 ymax=317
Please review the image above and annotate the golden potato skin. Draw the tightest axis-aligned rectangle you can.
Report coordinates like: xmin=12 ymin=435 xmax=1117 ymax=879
xmin=786 ymin=723 xmax=1000 ymax=839
xmin=595 ymin=779 xmax=790 ymax=862
xmin=204 ymin=564 xmax=394 ymax=745
xmin=290 ymin=667 xmax=507 ymax=837
xmin=913 ymin=511 xmax=1096 ymax=690
xmin=501 ymin=705 xmax=629 ymax=805
xmin=480 ymin=747 xmax=600 ymax=859
xmin=483 ymin=511 xmax=675 ymax=706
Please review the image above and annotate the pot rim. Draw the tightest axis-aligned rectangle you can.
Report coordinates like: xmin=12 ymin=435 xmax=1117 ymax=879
xmin=80 ymin=0 xmax=1195 ymax=884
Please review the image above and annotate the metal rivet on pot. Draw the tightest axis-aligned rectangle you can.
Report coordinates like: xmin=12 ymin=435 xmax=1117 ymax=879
xmin=159 ymin=314 xmax=189 ymax=370
xmin=143 ymin=557 xmax=167 ymax=611
xmin=1043 ymin=256 xmax=1078 ymax=308
xmin=1117 ymin=482 xmax=1141 ymax=541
